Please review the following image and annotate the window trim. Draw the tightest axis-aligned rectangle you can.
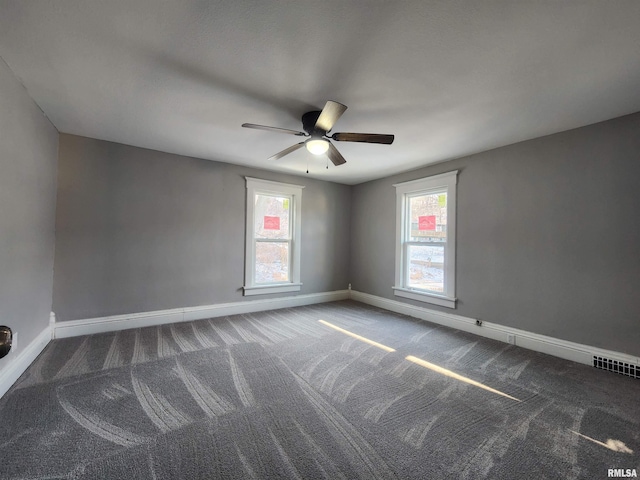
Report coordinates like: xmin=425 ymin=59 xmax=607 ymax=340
xmin=393 ymin=170 xmax=458 ymax=309
xmin=244 ymin=177 xmax=304 ymax=296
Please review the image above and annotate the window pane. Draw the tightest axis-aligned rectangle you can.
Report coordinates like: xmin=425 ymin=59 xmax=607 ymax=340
xmin=255 ymin=242 xmax=289 ymax=283
xmin=407 ymin=244 xmax=444 ymax=293
xmin=408 ymin=192 xmax=447 ymax=242
xmin=254 ymin=194 xmax=290 ymax=239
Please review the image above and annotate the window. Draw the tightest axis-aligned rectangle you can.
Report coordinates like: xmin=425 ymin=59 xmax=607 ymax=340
xmin=244 ymin=177 xmax=304 ymax=296
xmin=393 ymin=171 xmax=458 ymax=308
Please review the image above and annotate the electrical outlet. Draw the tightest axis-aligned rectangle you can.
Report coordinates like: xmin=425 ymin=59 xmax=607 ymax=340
xmin=507 ymin=334 xmax=515 ymax=345
xmin=475 ymin=319 xmax=482 ymax=327
xmin=348 ymin=283 xmax=351 ymax=290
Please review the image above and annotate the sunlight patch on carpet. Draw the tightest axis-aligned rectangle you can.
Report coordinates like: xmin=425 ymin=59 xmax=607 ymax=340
xmin=569 ymin=430 xmax=634 ymax=454
xmin=318 ymin=320 xmax=396 ymax=353
xmin=405 ymin=355 xmax=521 ymax=402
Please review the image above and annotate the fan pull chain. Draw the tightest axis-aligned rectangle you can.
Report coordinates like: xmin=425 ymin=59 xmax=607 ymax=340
xmin=306 ymin=157 xmax=309 ymax=174
xmin=326 ymin=157 xmax=329 ymax=169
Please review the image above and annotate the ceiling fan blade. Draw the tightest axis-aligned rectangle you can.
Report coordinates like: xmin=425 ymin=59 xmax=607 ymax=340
xmin=315 ymin=101 xmax=347 ymax=133
xmin=242 ymin=123 xmax=307 ymax=136
xmin=327 ymin=142 xmax=346 ymax=166
xmin=268 ymin=142 xmax=305 ymax=161
xmin=331 ymin=132 xmax=395 ymax=144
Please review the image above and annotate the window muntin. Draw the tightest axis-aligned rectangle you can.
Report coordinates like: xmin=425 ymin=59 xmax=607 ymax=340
xmin=394 ymin=171 xmax=457 ymax=308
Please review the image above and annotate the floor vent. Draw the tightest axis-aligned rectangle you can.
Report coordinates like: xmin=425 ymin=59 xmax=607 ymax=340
xmin=593 ymin=356 xmax=639 ymax=379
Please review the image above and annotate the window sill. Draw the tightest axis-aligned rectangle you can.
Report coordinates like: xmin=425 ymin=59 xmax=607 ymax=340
xmin=392 ymin=287 xmax=456 ymax=309
xmin=243 ymin=283 xmax=302 ymax=296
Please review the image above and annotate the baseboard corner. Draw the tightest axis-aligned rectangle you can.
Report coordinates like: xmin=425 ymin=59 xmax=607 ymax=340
xmin=0 ymin=325 xmax=51 ymax=399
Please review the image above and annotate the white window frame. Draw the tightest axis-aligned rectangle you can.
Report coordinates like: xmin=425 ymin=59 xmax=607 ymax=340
xmin=393 ymin=170 xmax=458 ymax=308
xmin=244 ymin=177 xmax=304 ymax=296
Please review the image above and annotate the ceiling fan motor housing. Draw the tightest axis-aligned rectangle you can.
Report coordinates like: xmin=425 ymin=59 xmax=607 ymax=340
xmin=301 ymin=111 xmax=324 ymax=135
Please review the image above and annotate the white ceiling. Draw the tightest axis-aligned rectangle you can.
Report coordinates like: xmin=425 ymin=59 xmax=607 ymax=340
xmin=1 ymin=1 xmax=640 ymax=185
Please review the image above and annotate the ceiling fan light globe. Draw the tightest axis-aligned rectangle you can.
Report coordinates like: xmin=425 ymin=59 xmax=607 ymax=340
xmin=306 ymin=139 xmax=329 ymax=155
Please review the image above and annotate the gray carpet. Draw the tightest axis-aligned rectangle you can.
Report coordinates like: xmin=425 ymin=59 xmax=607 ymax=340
xmin=1 ymin=300 xmax=638 ymax=479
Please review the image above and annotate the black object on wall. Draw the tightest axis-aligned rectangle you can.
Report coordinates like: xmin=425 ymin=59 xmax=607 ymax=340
xmin=0 ymin=326 xmax=12 ymax=358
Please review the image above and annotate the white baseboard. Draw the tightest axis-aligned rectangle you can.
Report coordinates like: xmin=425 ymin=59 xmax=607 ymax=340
xmin=0 ymin=325 xmax=51 ymax=399
xmin=54 ymin=290 xmax=350 ymax=338
xmin=349 ymin=290 xmax=640 ymax=368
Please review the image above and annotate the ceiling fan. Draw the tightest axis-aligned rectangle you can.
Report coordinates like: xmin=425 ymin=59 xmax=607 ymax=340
xmin=242 ymin=101 xmax=394 ymax=166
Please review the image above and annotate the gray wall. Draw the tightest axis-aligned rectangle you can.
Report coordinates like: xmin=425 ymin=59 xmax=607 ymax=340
xmin=49 ymin=113 xmax=640 ymax=357
xmin=0 ymin=58 xmax=58 ymax=370
xmin=350 ymin=112 xmax=640 ymax=357
xmin=53 ymin=134 xmax=351 ymax=321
